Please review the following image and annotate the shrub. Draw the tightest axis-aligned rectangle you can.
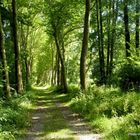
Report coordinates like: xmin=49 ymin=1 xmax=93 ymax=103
xmin=119 ymin=63 xmax=140 ymax=91
xmin=0 ymin=92 xmax=33 ymax=140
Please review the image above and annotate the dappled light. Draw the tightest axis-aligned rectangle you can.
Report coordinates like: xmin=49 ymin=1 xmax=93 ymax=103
xmin=0 ymin=0 xmax=140 ymax=139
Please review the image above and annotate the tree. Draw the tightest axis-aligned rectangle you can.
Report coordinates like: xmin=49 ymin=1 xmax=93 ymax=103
xmin=135 ymin=0 xmax=139 ymax=54
xmin=124 ymin=0 xmax=131 ymax=57
xmin=0 ymin=3 xmax=11 ymax=98
xmin=106 ymin=0 xmax=118 ymax=82
xmin=95 ymin=0 xmax=105 ymax=84
xmin=11 ymin=0 xmax=23 ymax=93
xmin=80 ymin=0 xmax=91 ymax=90
xmin=55 ymin=38 xmax=67 ymax=92
xmin=109 ymin=0 xmax=118 ymax=78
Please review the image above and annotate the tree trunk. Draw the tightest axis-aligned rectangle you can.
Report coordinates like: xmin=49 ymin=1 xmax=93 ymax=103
xmin=109 ymin=0 xmax=118 ymax=77
xmin=0 ymin=7 xmax=11 ymax=98
xmin=106 ymin=0 xmax=118 ymax=83
xmin=96 ymin=0 xmax=105 ymax=84
xmin=80 ymin=0 xmax=90 ymax=90
xmin=124 ymin=0 xmax=131 ymax=57
xmin=135 ymin=0 xmax=139 ymax=54
xmin=20 ymin=24 xmax=30 ymax=89
xmin=56 ymin=52 xmax=60 ymax=86
xmin=54 ymin=33 xmax=68 ymax=92
xmin=106 ymin=0 xmax=111 ymax=79
xmin=60 ymin=34 xmax=65 ymax=88
xmin=99 ymin=0 xmax=106 ymax=83
xmin=24 ymin=28 xmax=30 ymax=89
xmin=51 ymin=43 xmax=54 ymax=86
xmin=12 ymin=0 xmax=23 ymax=93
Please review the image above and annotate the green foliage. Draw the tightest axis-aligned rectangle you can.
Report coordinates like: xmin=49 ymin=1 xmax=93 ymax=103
xmin=70 ymin=86 xmax=140 ymax=139
xmin=0 ymin=92 xmax=33 ymax=140
xmin=119 ymin=55 xmax=140 ymax=91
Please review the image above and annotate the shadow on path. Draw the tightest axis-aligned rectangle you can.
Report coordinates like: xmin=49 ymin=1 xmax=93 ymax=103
xmin=22 ymin=89 xmax=76 ymax=140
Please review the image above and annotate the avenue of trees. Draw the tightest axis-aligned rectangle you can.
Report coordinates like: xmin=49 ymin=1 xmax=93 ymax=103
xmin=0 ymin=0 xmax=140 ymax=98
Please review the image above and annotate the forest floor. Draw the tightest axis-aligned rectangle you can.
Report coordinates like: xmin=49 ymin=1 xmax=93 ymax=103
xmin=22 ymin=88 xmax=102 ymax=140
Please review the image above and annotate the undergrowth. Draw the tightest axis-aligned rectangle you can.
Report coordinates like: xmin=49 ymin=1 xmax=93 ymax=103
xmin=0 ymin=91 xmax=34 ymax=140
xmin=70 ymin=86 xmax=140 ymax=140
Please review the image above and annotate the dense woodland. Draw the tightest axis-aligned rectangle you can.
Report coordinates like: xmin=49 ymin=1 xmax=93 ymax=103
xmin=0 ymin=0 xmax=140 ymax=139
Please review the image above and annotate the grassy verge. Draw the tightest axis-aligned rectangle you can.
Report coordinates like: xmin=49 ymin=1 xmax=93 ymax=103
xmin=0 ymin=90 xmax=35 ymax=140
xmin=68 ymin=86 xmax=140 ymax=140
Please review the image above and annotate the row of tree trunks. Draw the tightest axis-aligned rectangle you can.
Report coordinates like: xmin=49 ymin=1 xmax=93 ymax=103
xmin=93 ymin=0 xmax=139 ymax=87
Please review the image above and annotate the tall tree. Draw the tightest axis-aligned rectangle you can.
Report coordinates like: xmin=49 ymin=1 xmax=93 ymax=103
xmin=95 ymin=0 xmax=106 ymax=84
xmin=80 ymin=0 xmax=91 ymax=90
xmin=53 ymin=29 xmax=68 ymax=92
xmin=109 ymin=0 xmax=118 ymax=77
xmin=0 ymin=3 xmax=11 ymax=98
xmin=20 ymin=24 xmax=30 ymax=89
xmin=124 ymin=0 xmax=130 ymax=57
xmin=135 ymin=0 xmax=139 ymax=54
xmin=11 ymin=0 xmax=23 ymax=93
xmin=106 ymin=0 xmax=118 ymax=81
xmin=106 ymin=0 xmax=112 ymax=79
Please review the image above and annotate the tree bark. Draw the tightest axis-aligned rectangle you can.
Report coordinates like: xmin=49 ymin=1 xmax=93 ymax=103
xmin=80 ymin=0 xmax=90 ymax=90
xmin=124 ymin=0 xmax=131 ymax=57
xmin=54 ymin=33 xmax=68 ymax=92
xmin=56 ymin=52 xmax=60 ymax=86
xmin=109 ymin=0 xmax=118 ymax=77
xmin=106 ymin=0 xmax=118 ymax=82
xmin=96 ymin=0 xmax=105 ymax=84
xmin=0 ymin=6 xmax=11 ymax=98
xmin=20 ymin=24 xmax=30 ymax=89
xmin=99 ymin=0 xmax=106 ymax=83
xmin=135 ymin=0 xmax=139 ymax=54
xmin=12 ymin=0 xmax=23 ymax=93
xmin=51 ymin=43 xmax=54 ymax=86
xmin=106 ymin=0 xmax=111 ymax=79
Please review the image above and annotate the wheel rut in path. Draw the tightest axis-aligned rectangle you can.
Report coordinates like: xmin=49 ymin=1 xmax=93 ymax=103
xmin=56 ymin=102 xmax=102 ymax=140
xmin=22 ymin=98 xmax=47 ymax=140
xmin=22 ymin=90 xmax=102 ymax=140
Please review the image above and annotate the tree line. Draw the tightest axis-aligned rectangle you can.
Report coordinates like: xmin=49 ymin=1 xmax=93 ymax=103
xmin=0 ymin=0 xmax=140 ymax=98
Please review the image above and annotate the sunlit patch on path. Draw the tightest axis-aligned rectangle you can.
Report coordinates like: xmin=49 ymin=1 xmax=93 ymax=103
xmin=56 ymin=102 xmax=102 ymax=140
xmin=22 ymin=97 xmax=47 ymax=140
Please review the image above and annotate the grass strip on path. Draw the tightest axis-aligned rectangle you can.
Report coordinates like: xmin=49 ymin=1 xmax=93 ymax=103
xmin=23 ymin=88 xmax=77 ymax=140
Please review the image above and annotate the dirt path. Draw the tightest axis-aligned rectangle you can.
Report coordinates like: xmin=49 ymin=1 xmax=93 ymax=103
xmin=22 ymin=89 xmax=102 ymax=140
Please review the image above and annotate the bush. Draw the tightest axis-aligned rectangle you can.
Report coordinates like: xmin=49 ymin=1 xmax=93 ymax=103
xmin=119 ymin=63 xmax=140 ymax=91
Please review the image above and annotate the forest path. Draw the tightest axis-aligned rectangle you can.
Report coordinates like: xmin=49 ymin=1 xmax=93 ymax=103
xmin=22 ymin=88 xmax=102 ymax=140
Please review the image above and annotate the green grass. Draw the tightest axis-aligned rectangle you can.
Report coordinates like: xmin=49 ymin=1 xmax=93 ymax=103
xmin=0 ymin=86 xmax=78 ymax=140
xmin=0 ymin=90 xmax=35 ymax=140
xmin=31 ymin=88 xmax=77 ymax=140
xmin=69 ymin=85 xmax=140 ymax=140
xmin=44 ymin=105 xmax=75 ymax=140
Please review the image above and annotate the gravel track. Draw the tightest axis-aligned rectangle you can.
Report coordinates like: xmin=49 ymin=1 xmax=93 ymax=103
xmin=22 ymin=90 xmax=102 ymax=140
